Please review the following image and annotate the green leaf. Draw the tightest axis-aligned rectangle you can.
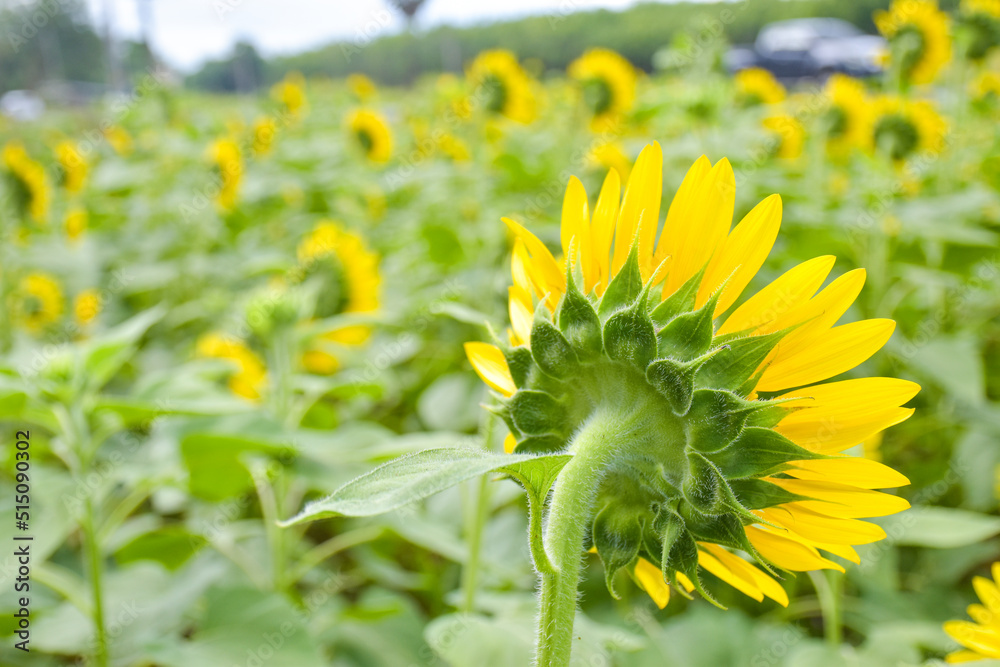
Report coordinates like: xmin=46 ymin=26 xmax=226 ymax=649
xmin=282 ymin=448 xmax=568 ymax=525
xmin=84 ymin=306 xmax=165 ymax=390
xmin=876 ymin=507 xmax=1000 ymax=548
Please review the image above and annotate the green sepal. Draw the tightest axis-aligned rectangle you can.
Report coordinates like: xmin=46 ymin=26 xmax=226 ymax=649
xmin=592 ymin=504 xmax=643 ymax=599
xmin=682 ymin=450 xmax=727 ymax=516
xmin=502 ymin=345 xmax=535 ymax=388
xmin=744 ymin=399 xmax=794 ymax=428
xmin=708 ymin=427 xmax=828 ymax=480
xmin=682 ymin=510 xmax=779 ymax=576
xmin=649 ymin=265 xmax=708 ymax=327
xmin=671 ymin=529 xmax=725 ymax=609
xmin=530 ymin=312 xmax=578 ymax=379
xmin=509 ymin=389 xmax=566 ymax=436
xmin=686 ymin=389 xmax=761 ymax=453
xmin=557 ymin=270 xmax=603 ymax=358
xmin=695 ymin=328 xmax=789 ymax=393
xmin=598 ymin=241 xmax=642 ymax=318
xmin=645 ymin=347 xmax=726 ymax=415
xmin=653 ymin=506 xmax=686 ymax=575
xmin=728 ymin=478 xmax=808 ymax=510
xmin=603 ymin=303 xmax=657 ymax=370
xmin=656 ymin=286 xmax=721 ymax=362
xmin=511 ymin=434 xmax=566 ymax=454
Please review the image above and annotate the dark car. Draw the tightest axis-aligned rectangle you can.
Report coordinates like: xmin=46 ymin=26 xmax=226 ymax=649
xmin=727 ymin=18 xmax=886 ymax=81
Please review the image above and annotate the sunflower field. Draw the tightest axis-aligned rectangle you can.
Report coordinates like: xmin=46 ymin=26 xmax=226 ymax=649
xmin=3 ymin=1 xmax=1000 ymax=665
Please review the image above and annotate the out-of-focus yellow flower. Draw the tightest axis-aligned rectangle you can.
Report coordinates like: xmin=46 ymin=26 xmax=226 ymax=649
xmin=65 ymin=207 xmax=87 ymax=242
xmin=210 ymin=138 xmax=242 ymax=210
xmin=103 ymin=125 xmax=133 ymax=156
xmin=965 ymin=0 xmax=1000 ymax=16
xmin=347 ymin=109 xmax=393 ymax=163
xmin=56 ymin=141 xmax=88 ymax=193
xmin=763 ymin=114 xmax=805 ymax=159
xmin=568 ymin=48 xmax=638 ymax=130
xmin=197 ymin=333 xmax=267 ymax=400
xmin=868 ymin=94 xmax=947 ymax=161
xmin=252 ymin=117 xmax=277 ymax=156
xmin=347 ymin=73 xmax=377 ymax=101
xmin=875 ymin=0 xmax=951 ymax=84
xmin=13 ymin=273 xmax=64 ymax=332
xmin=73 ymin=288 xmax=102 ymax=327
xmin=466 ymin=49 xmax=537 ymax=124
xmin=943 ymin=562 xmax=1000 ymax=662
xmin=734 ymin=67 xmax=786 ymax=105
xmin=2 ymin=142 xmax=49 ymax=222
xmin=961 ymin=0 xmax=1000 ymax=60
xmin=586 ymin=141 xmax=631 ymax=181
xmin=971 ymin=70 xmax=1000 ymax=100
xmin=271 ymin=72 xmax=308 ymax=118
xmin=823 ymin=74 xmax=871 ymax=155
xmin=437 ymin=132 xmax=471 ymax=162
xmin=297 ymin=221 xmax=380 ymax=373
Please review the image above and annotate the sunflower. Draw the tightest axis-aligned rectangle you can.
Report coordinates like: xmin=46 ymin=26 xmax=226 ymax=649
xmin=251 ymin=117 xmax=277 ymax=156
xmin=465 ymin=144 xmax=915 ymax=609
xmin=103 ymin=125 xmax=133 ymax=156
xmin=73 ymin=288 xmax=102 ymax=327
xmin=875 ymin=0 xmax=952 ymax=85
xmin=868 ymin=94 xmax=947 ymax=161
xmin=568 ymin=48 xmax=638 ymax=130
xmin=347 ymin=73 xmax=377 ymax=101
xmin=971 ymin=70 xmax=1000 ymax=101
xmin=210 ymin=138 xmax=242 ymax=210
xmin=55 ymin=141 xmax=88 ymax=193
xmin=762 ymin=114 xmax=805 ymax=160
xmin=466 ymin=49 xmax=537 ymax=124
xmin=959 ymin=0 xmax=1000 ymax=60
xmin=197 ymin=333 xmax=268 ymax=400
xmin=437 ymin=132 xmax=471 ymax=162
xmin=347 ymin=109 xmax=393 ymax=163
xmin=64 ymin=208 xmax=87 ymax=242
xmin=13 ymin=273 xmax=64 ymax=332
xmin=2 ymin=142 xmax=50 ymax=222
xmin=271 ymin=72 xmax=308 ymax=118
xmin=944 ymin=562 xmax=1000 ymax=662
xmin=734 ymin=67 xmax=786 ymax=106
xmin=297 ymin=221 xmax=380 ymax=374
xmin=822 ymin=74 xmax=871 ymax=155
xmin=586 ymin=141 xmax=631 ymax=182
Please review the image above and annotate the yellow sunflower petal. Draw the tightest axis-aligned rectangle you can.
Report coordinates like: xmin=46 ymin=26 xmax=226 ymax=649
xmin=653 ymin=155 xmax=711 ymax=291
xmin=590 ymin=168 xmax=621 ymax=295
xmin=464 ymin=342 xmax=516 ymax=396
xmin=561 ymin=175 xmax=591 ymax=264
xmin=704 ymin=544 xmax=789 ymax=606
xmin=765 ymin=478 xmax=910 ymax=519
xmin=634 ymin=556 xmax=671 ymax=609
xmin=755 ymin=319 xmax=896 ymax=392
xmin=509 ymin=285 xmax=533 ymax=346
xmin=974 ymin=575 xmax=1000 ymax=615
xmin=946 ymin=648 xmax=995 ymax=663
xmin=717 ymin=255 xmax=835 ymax=336
xmin=746 ymin=526 xmax=845 ymax=572
xmin=504 ymin=217 xmax=565 ymax=302
xmin=613 ymin=142 xmax=663 ymax=280
xmin=785 ymin=457 xmax=911 ymax=489
xmin=504 ymin=433 xmax=517 ymax=453
xmin=697 ymin=544 xmax=763 ymax=601
xmin=766 ymin=268 xmax=867 ymax=357
xmin=698 ymin=194 xmax=782 ymax=315
xmin=760 ymin=505 xmax=887 ymax=545
xmin=944 ymin=620 xmax=1000 ymax=658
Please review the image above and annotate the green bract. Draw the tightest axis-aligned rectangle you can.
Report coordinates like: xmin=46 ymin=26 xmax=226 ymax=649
xmin=494 ymin=247 xmax=826 ymax=603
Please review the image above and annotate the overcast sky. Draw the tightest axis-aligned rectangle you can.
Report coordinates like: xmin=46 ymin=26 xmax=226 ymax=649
xmin=80 ymin=0 xmax=663 ymax=72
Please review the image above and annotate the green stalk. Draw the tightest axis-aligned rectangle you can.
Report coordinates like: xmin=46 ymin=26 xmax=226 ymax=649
xmin=809 ymin=569 xmax=843 ymax=646
xmin=83 ymin=497 xmax=108 ymax=667
xmin=462 ymin=413 xmax=496 ymax=613
xmin=534 ymin=409 xmax=623 ymax=667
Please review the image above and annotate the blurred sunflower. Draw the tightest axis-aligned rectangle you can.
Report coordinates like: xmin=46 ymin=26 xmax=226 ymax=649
xmin=197 ymin=333 xmax=268 ymax=400
xmin=568 ymin=48 xmax=638 ymax=130
xmin=959 ymin=0 xmax=1000 ymax=60
xmin=55 ymin=141 xmax=88 ymax=193
xmin=347 ymin=109 xmax=393 ymax=163
xmin=763 ymin=114 xmax=805 ymax=160
xmin=73 ymin=288 xmax=102 ymax=327
xmin=210 ymin=138 xmax=242 ymax=210
xmin=12 ymin=273 xmax=64 ymax=332
xmin=437 ymin=132 xmax=471 ymax=162
xmin=251 ymin=117 xmax=277 ymax=156
xmin=2 ymin=142 xmax=50 ymax=222
xmin=467 ymin=49 xmax=537 ymax=123
xmin=869 ymin=95 xmax=947 ymax=161
xmin=586 ymin=140 xmax=631 ymax=181
xmin=347 ymin=73 xmax=377 ymax=101
xmin=271 ymin=72 xmax=308 ymax=118
xmin=64 ymin=208 xmax=87 ymax=242
xmin=467 ymin=143 xmax=915 ymax=608
xmin=875 ymin=0 xmax=952 ymax=85
xmin=297 ymin=221 xmax=380 ymax=374
xmin=822 ymin=74 xmax=871 ymax=155
xmin=734 ymin=67 xmax=786 ymax=105
xmin=944 ymin=562 xmax=1000 ymax=662
xmin=971 ymin=70 xmax=1000 ymax=101
xmin=103 ymin=125 xmax=133 ymax=156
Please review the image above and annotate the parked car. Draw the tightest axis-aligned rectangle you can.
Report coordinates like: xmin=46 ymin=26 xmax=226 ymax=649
xmin=727 ymin=18 xmax=885 ymax=81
